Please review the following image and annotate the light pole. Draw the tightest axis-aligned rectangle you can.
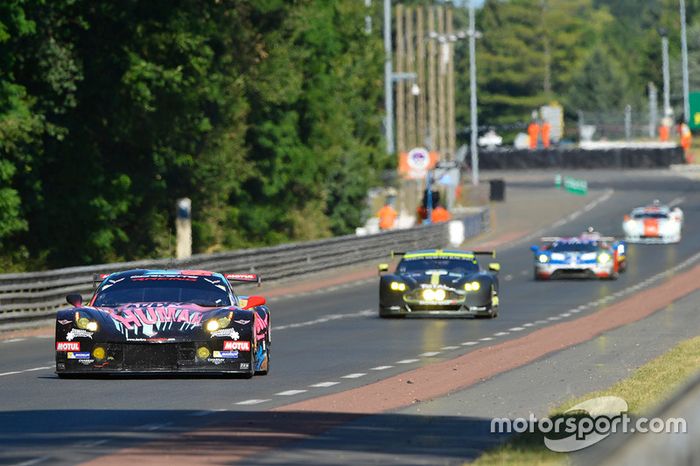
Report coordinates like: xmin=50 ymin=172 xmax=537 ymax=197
xmin=468 ymin=2 xmax=481 ymax=186
xmin=680 ymin=0 xmax=690 ymax=123
xmin=384 ymin=0 xmax=394 ymax=154
xmin=660 ymin=28 xmax=672 ymax=119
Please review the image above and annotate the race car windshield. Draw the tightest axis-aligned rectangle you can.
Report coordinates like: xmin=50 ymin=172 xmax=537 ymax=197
xmin=633 ymin=212 xmax=668 ymax=219
xmin=549 ymin=242 xmax=598 ymax=252
xmin=398 ymin=258 xmax=479 ymax=274
xmin=93 ymin=275 xmax=232 ymax=307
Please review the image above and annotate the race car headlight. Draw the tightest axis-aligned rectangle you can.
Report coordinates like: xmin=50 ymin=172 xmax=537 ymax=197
xmin=196 ymin=346 xmax=210 ymax=360
xmin=580 ymin=252 xmax=597 ymax=261
xmin=422 ymin=289 xmax=435 ymax=301
xmin=92 ymin=346 xmax=106 ymax=360
xmin=538 ymin=254 xmax=549 ymax=263
xmin=598 ymin=252 xmax=611 ymax=264
xmin=434 ymin=289 xmax=446 ymax=301
xmin=206 ymin=320 xmax=221 ymax=332
xmin=464 ymin=281 xmax=481 ymax=291
xmin=390 ymin=281 xmax=407 ymax=292
xmin=206 ymin=313 xmax=233 ymax=333
xmin=75 ymin=312 xmax=98 ymax=331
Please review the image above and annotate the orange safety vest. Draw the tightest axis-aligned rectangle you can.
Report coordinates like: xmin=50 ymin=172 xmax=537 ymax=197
xmin=541 ymin=122 xmax=551 ymax=148
xmin=528 ymin=123 xmax=540 ymax=149
xmin=659 ymin=125 xmax=670 ymax=142
xmin=431 ymin=206 xmax=452 ymax=223
xmin=378 ymin=205 xmax=398 ymax=230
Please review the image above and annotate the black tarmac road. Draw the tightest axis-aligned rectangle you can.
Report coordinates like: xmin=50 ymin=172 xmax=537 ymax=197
xmin=1 ymin=169 xmax=699 ymax=466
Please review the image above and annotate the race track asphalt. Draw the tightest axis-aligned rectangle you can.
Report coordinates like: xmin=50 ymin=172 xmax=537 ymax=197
xmin=0 ymin=169 xmax=698 ymax=466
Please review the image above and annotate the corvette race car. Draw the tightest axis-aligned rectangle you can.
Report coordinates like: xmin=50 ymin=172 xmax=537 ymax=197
xmin=378 ymin=249 xmax=501 ymax=318
xmin=55 ymin=269 xmax=270 ymax=377
xmin=623 ymin=200 xmax=683 ymax=244
xmin=531 ymin=230 xmax=626 ymax=280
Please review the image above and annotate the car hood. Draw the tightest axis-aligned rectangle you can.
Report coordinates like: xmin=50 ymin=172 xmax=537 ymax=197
xmin=70 ymin=302 xmax=249 ymax=342
xmin=398 ymin=271 xmax=483 ymax=288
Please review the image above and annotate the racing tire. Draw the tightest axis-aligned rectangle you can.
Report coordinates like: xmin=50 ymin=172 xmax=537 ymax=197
xmin=243 ymin=334 xmax=256 ymax=379
xmin=488 ymin=287 xmax=499 ymax=319
xmin=256 ymin=341 xmax=270 ymax=376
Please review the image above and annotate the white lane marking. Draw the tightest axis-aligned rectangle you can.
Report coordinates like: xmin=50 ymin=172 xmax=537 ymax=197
xmin=13 ymin=456 xmax=50 ymax=466
xmin=75 ymin=439 xmax=109 ymax=448
xmin=570 ymin=309 xmax=581 ymax=314
xmin=275 ymin=389 xmax=307 ymax=396
xmin=568 ymin=211 xmax=581 ymax=221
xmin=25 ymin=366 xmax=51 ymax=372
xmin=548 ymin=316 xmax=561 ymax=321
xmin=3 ymin=338 xmax=26 ymax=343
xmin=479 ymin=337 xmax=493 ymax=342
xmin=396 ymin=359 xmax=420 ymax=364
xmin=236 ymin=399 xmax=270 ymax=406
xmin=509 ymin=327 xmax=524 ymax=332
xmin=0 ymin=366 xmax=52 ymax=378
xmin=35 ymin=335 xmax=52 ymax=339
xmin=493 ymin=332 xmax=509 ymax=337
xmin=341 ymin=373 xmax=367 ymax=379
xmin=441 ymin=346 xmax=459 ymax=351
xmin=504 ymin=274 xmax=513 ymax=281
xmin=275 ymin=309 xmax=373 ymax=331
xmin=136 ymin=422 xmax=172 ymax=431
xmin=669 ymin=196 xmax=685 ymax=207
xmin=310 ymin=381 xmax=339 ymax=388
xmin=552 ymin=219 xmax=566 ymax=228
xmin=419 ymin=351 xmax=441 ymax=357
xmin=523 ymin=323 xmax=534 ymax=327
xmin=560 ymin=313 xmax=571 ymax=317
xmin=370 ymin=365 xmax=393 ymax=371
xmin=189 ymin=410 xmax=215 ymax=417
xmin=461 ymin=341 xmax=478 ymax=346
xmin=535 ymin=320 xmax=548 ymax=325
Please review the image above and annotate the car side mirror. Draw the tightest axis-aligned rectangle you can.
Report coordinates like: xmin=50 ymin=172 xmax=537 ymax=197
xmin=529 ymin=245 xmax=538 ymax=253
xmin=244 ymin=295 xmax=266 ymax=310
xmin=378 ymin=263 xmax=389 ymax=275
xmin=488 ymin=263 xmax=501 ymax=273
xmin=66 ymin=294 xmax=83 ymax=307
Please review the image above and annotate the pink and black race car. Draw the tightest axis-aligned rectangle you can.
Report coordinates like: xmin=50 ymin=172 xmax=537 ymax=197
xmin=55 ymin=269 xmax=269 ymax=377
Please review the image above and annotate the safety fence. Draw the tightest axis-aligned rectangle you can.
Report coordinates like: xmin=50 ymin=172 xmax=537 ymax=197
xmin=0 ymin=208 xmax=489 ymax=329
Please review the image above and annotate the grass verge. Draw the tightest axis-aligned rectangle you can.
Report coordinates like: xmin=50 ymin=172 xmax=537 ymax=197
xmin=470 ymin=335 xmax=700 ymax=465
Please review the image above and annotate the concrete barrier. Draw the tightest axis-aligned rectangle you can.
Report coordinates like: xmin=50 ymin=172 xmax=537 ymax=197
xmin=477 ymin=147 xmax=685 ymax=170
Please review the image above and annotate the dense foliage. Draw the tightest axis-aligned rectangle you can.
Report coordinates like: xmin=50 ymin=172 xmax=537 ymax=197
xmin=0 ymin=0 xmax=385 ymax=270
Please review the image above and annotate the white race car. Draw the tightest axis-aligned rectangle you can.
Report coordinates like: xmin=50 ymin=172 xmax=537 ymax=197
xmin=622 ymin=201 xmax=683 ymax=244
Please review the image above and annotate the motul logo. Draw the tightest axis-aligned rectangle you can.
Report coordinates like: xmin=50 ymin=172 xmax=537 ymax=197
xmin=224 ymin=341 xmax=250 ymax=351
xmin=56 ymin=342 xmax=80 ymax=351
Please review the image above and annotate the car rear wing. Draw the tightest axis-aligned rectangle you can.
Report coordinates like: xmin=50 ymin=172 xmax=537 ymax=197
xmin=92 ymin=273 xmax=110 ymax=290
xmin=540 ymin=236 xmax=617 ymax=243
xmin=225 ymin=273 xmax=262 ymax=287
xmin=391 ymin=250 xmax=495 ymax=258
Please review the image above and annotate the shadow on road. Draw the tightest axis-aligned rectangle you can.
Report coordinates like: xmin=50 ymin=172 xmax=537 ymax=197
xmin=0 ymin=409 xmax=507 ymax=465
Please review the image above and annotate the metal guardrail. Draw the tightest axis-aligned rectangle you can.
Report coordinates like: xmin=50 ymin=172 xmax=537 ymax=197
xmin=0 ymin=208 xmax=489 ymax=328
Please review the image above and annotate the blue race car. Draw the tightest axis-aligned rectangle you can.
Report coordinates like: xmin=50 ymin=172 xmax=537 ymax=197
xmin=531 ymin=230 xmax=626 ymax=280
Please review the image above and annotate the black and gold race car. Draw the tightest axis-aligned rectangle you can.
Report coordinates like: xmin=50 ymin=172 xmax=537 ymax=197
xmin=378 ymin=249 xmax=501 ymax=318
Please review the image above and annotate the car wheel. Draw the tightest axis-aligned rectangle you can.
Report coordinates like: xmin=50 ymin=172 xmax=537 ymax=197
xmin=256 ymin=340 xmax=269 ymax=376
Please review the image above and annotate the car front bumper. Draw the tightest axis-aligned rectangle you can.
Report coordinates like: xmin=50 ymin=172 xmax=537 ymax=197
xmin=56 ymin=341 xmax=253 ymax=374
xmin=535 ymin=262 xmax=614 ymax=279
